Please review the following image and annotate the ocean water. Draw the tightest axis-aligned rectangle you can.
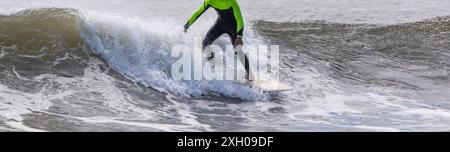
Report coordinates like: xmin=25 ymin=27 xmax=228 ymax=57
xmin=0 ymin=0 xmax=449 ymax=131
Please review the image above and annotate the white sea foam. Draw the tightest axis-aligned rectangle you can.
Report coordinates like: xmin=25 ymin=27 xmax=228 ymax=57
xmin=1 ymin=0 xmax=450 ymax=132
xmin=77 ymin=11 xmax=268 ymax=100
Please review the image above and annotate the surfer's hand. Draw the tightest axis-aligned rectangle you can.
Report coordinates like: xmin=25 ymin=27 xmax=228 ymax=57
xmin=183 ymin=24 xmax=189 ymax=33
xmin=235 ymin=37 xmax=243 ymax=46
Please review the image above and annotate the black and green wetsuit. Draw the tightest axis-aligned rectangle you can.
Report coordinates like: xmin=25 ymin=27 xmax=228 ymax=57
xmin=184 ymin=0 xmax=245 ymax=49
xmin=185 ymin=0 xmax=250 ymax=79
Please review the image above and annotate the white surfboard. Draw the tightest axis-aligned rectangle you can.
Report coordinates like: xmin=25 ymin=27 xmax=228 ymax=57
xmin=238 ymin=80 xmax=292 ymax=92
xmin=233 ymin=45 xmax=291 ymax=92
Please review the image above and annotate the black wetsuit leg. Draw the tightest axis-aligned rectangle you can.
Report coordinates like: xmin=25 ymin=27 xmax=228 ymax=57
xmin=223 ymin=23 xmax=250 ymax=79
xmin=202 ymin=22 xmax=225 ymax=49
xmin=203 ymin=19 xmax=250 ymax=79
xmin=202 ymin=21 xmax=225 ymax=61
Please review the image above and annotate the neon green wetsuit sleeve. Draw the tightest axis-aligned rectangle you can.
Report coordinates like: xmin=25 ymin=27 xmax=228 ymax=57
xmin=184 ymin=0 xmax=210 ymax=29
xmin=231 ymin=0 xmax=244 ymax=36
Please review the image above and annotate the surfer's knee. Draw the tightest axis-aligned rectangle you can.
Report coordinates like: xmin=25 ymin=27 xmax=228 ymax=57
xmin=202 ymin=39 xmax=209 ymax=50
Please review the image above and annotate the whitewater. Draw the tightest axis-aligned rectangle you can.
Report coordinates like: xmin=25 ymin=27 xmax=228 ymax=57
xmin=0 ymin=0 xmax=449 ymax=131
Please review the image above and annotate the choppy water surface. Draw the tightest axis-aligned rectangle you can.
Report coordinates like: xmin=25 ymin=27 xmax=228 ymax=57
xmin=0 ymin=0 xmax=449 ymax=131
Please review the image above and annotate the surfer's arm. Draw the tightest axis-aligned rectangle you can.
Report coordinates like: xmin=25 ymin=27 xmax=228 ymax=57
xmin=231 ymin=0 xmax=244 ymax=37
xmin=184 ymin=0 xmax=210 ymax=30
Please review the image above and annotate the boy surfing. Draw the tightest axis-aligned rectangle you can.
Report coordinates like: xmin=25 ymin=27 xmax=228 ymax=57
xmin=183 ymin=0 xmax=251 ymax=80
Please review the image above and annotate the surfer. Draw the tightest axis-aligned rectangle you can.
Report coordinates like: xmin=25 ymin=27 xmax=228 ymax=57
xmin=183 ymin=0 xmax=251 ymax=80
